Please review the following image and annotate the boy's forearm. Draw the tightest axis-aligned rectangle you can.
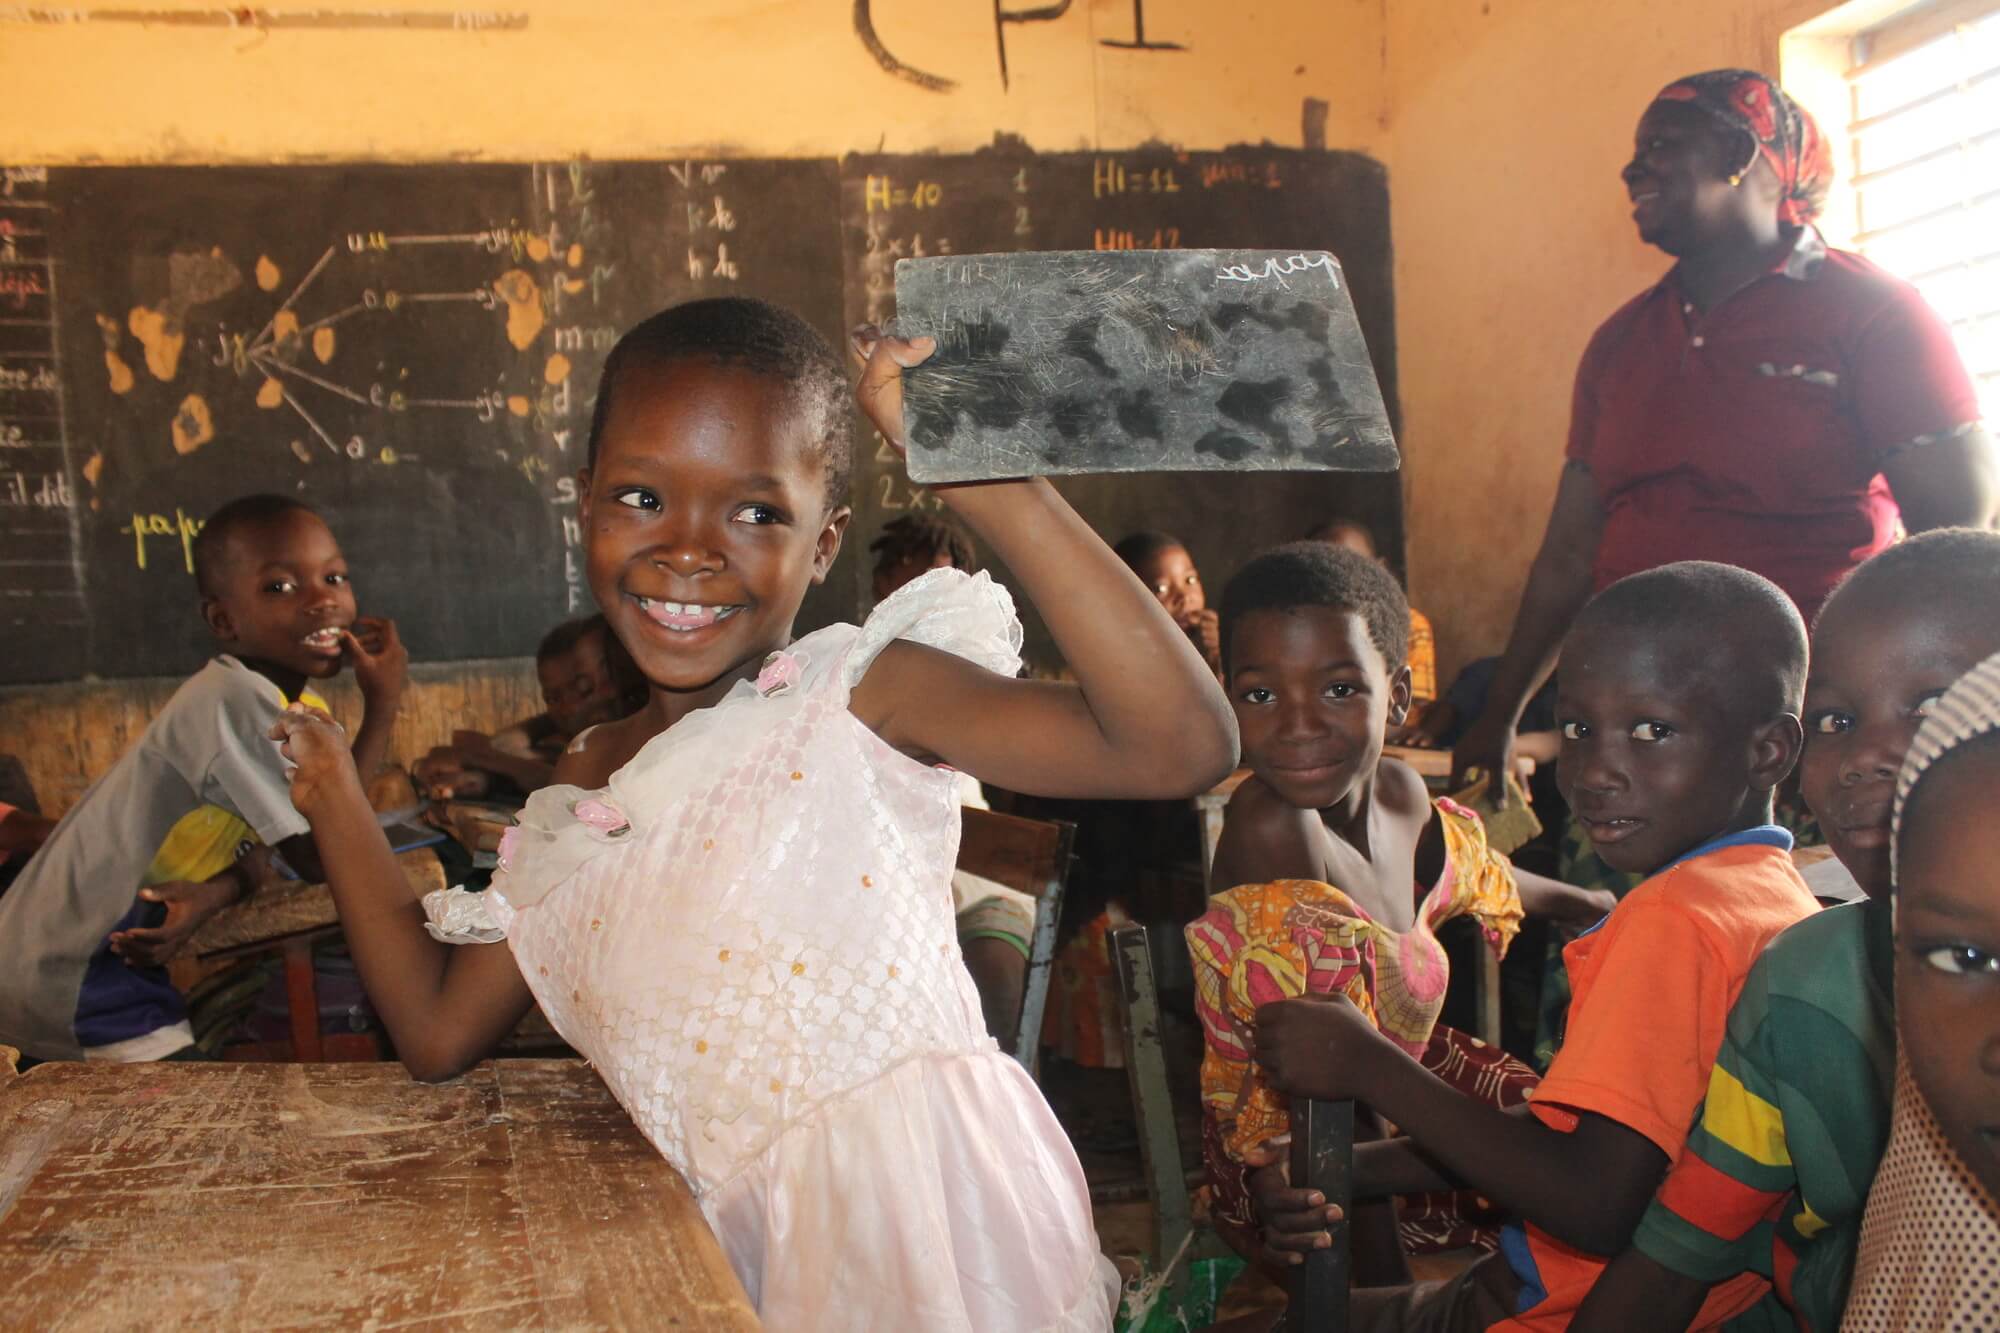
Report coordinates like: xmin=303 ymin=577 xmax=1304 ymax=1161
xmin=1359 ymin=1055 xmax=1654 ymax=1254
xmin=1572 ymin=1249 xmax=1712 ymax=1332
xmin=1355 ymin=1136 xmax=1462 ymax=1198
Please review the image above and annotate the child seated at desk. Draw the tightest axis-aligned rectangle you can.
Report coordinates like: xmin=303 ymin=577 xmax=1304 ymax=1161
xmin=870 ymin=512 xmax=977 ymax=604
xmin=413 ymin=613 xmax=635 ymax=801
xmin=1247 ymin=561 xmax=1821 ymax=1330
xmin=1308 ymin=518 xmax=1437 ymax=720
xmin=1189 ymin=542 xmax=1610 ymax=1270
xmin=1117 ymin=529 xmax=1221 ymax=676
xmin=0 ymin=494 xmax=406 ymax=1063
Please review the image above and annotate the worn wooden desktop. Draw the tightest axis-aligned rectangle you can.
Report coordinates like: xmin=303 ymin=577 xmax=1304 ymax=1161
xmin=0 ymin=1059 xmax=760 ymax=1330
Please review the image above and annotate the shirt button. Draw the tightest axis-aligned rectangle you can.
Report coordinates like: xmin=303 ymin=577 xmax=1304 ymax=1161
xmin=1691 ymin=335 xmax=1706 ymax=347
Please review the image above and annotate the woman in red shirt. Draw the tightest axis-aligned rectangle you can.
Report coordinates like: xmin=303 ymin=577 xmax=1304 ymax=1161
xmin=1456 ymin=70 xmax=1996 ymax=790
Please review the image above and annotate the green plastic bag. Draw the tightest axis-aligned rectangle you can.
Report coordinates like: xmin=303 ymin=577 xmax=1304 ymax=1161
xmin=1118 ymin=1255 xmax=1248 ymax=1332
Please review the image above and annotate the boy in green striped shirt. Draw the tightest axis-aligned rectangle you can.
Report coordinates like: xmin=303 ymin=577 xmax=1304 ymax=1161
xmin=1575 ymin=529 xmax=2000 ymax=1331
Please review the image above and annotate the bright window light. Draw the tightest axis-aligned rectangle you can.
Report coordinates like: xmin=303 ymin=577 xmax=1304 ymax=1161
xmin=1851 ymin=7 xmax=2000 ymax=417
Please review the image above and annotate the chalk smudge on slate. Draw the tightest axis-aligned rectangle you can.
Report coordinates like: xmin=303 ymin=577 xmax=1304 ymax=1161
xmin=893 ymin=249 xmax=1397 ymax=481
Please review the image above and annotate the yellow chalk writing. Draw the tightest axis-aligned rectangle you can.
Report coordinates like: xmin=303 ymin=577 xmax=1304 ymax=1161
xmin=119 ymin=507 xmax=204 ymax=573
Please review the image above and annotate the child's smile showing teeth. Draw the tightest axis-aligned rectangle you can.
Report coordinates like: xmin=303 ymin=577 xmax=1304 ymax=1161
xmin=301 ymin=625 xmax=348 ymax=657
xmin=634 ymin=596 xmax=746 ymax=633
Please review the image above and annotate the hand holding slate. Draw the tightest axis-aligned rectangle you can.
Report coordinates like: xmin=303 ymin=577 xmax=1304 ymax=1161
xmin=850 ymin=324 xmax=940 ymax=463
xmin=892 ymin=250 xmax=1399 ymax=483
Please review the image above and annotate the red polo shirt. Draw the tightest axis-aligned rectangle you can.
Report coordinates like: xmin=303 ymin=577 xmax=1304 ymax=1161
xmin=1566 ymin=229 xmax=1979 ymax=619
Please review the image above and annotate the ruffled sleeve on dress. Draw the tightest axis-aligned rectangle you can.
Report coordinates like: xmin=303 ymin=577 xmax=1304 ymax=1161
xmin=841 ymin=567 xmax=1024 ymax=689
xmin=1426 ymin=798 xmax=1526 ymax=957
xmin=422 ymin=885 xmax=509 ymax=944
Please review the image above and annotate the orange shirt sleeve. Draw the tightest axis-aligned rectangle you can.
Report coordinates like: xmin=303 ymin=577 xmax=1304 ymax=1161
xmin=1529 ymin=888 xmax=1731 ymax=1159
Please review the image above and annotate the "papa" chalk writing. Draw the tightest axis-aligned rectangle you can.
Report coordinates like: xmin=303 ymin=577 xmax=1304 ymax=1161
xmin=119 ymin=508 xmax=205 ymax=573
xmin=1216 ymin=253 xmax=1338 ymax=289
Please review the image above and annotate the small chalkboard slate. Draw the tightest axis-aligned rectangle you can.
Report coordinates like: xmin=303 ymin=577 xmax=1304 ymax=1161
xmin=894 ymin=250 xmax=1397 ymax=483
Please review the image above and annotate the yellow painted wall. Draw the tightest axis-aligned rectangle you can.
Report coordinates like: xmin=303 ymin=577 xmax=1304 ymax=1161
xmin=1385 ymin=0 xmax=1838 ymax=678
xmin=0 ymin=1 xmax=1389 ymax=163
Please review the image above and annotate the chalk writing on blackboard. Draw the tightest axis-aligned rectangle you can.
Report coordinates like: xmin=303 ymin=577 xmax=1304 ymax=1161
xmin=117 ymin=508 xmax=203 ymax=572
xmin=0 ymin=164 xmax=85 ymax=677
xmin=1092 ymin=159 xmax=1182 ymax=199
xmin=85 ymin=219 xmax=597 ymax=480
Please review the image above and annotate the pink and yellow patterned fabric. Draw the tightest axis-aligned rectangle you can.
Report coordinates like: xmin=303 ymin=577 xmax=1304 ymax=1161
xmin=1187 ymin=798 xmax=1524 ymax=1161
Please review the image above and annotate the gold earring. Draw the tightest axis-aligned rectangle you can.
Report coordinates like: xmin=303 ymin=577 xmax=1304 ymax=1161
xmin=1728 ymin=171 xmax=1744 ymax=187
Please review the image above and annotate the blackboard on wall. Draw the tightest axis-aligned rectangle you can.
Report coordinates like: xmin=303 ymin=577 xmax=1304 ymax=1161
xmin=0 ymin=148 xmax=1395 ymax=685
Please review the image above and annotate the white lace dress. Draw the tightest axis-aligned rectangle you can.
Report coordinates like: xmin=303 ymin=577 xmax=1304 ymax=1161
xmin=428 ymin=570 xmax=1117 ymax=1332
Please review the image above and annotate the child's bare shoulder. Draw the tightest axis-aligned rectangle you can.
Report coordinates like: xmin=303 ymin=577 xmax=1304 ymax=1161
xmin=1214 ymin=775 xmax=1323 ymax=886
xmin=1371 ymin=755 xmax=1434 ymax=824
xmin=553 ymin=714 xmax=647 ymax=788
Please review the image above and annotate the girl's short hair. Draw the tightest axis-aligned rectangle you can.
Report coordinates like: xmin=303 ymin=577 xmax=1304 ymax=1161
xmin=1111 ymin=530 xmax=1188 ymax=573
xmin=869 ymin=514 xmax=978 ymax=574
xmin=586 ymin=298 xmax=851 ymax=509
xmin=1219 ymin=541 xmax=1409 ymax=677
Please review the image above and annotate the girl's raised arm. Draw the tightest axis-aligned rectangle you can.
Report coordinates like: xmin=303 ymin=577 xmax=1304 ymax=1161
xmin=270 ymin=707 xmax=536 ymax=1080
xmin=848 ymin=332 xmax=1238 ymax=800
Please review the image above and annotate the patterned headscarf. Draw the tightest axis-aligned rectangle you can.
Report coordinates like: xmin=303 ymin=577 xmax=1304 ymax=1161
xmin=1891 ymin=650 xmax=2000 ymax=883
xmin=1653 ymin=69 xmax=1834 ymax=226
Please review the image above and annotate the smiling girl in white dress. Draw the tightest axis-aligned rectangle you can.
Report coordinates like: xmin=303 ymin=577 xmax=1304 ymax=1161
xmin=272 ymin=298 xmax=1239 ymax=1332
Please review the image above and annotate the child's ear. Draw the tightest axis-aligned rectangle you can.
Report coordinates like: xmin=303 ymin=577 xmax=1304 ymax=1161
xmin=202 ymin=596 xmax=235 ymax=644
xmin=1747 ymin=712 xmax=1805 ymax=792
xmin=1385 ymin=663 xmax=1414 ymax=728
xmin=810 ymin=505 xmax=852 ymax=585
xmin=576 ymin=467 xmax=592 ymax=529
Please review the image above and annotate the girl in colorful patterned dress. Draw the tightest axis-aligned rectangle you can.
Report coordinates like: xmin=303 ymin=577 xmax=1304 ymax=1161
xmin=270 ymin=298 xmax=1238 ymax=1332
xmin=1190 ymin=542 xmax=1614 ymax=1275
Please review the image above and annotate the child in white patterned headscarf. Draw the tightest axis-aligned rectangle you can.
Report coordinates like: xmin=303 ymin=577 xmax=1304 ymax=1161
xmin=1842 ymin=651 xmax=2000 ymax=1330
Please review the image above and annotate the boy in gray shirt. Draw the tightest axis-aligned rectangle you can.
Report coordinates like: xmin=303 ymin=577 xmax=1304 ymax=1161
xmin=0 ymin=494 xmax=406 ymax=1061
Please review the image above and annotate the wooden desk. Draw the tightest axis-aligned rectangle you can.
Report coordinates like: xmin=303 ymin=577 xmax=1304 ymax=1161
xmin=185 ymin=850 xmax=442 ymax=1063
xmin=0 ymin=1059 xmax=759 ymax=1330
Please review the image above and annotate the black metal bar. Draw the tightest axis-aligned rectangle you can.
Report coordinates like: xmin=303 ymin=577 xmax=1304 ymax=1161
xmin=1288 ymin=1096 xmax=1354 ymax=1332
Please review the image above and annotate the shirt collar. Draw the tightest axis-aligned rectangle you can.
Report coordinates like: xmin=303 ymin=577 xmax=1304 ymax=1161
xmin=1660 ymin=225 xmax=1828 ymax=301
xmin=1572 ymin=824 xmax=1794 ymax=941
xmin=1774 ymin=225 xmax=1827 ymax=281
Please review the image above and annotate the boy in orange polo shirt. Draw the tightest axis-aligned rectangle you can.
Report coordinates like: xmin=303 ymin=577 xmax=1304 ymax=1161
xmin=1250 ymin=561 xmax=1821 ymax=1331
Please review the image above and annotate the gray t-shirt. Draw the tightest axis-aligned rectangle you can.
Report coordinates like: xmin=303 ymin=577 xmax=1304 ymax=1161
xmin=0 ymin=656 xmax=309 ymax=1059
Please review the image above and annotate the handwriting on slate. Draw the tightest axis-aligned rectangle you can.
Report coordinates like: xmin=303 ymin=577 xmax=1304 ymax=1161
xmin=1216 ymin=253 xmax=1339 ymax=288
